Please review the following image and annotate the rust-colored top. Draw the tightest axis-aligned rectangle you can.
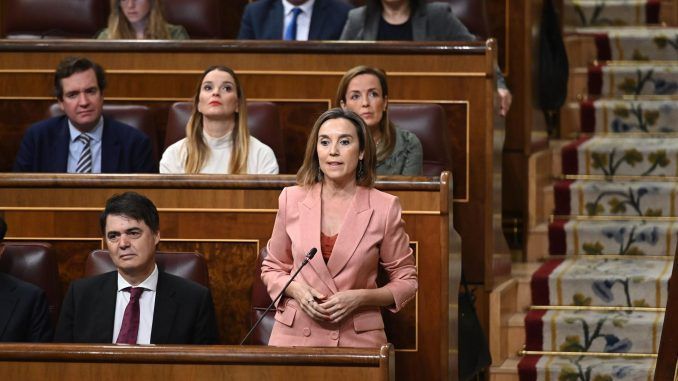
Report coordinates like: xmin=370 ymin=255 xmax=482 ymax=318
xmin=320 ymin=233 xmax=338 ymax=264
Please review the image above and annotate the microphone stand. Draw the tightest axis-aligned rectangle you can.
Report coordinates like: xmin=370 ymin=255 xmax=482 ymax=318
xmin=240 ymin=247 xmax=317 ymax=345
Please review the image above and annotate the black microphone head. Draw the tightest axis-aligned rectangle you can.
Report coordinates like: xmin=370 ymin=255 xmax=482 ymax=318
xmin=307 ymin=248 xmax=318 ymax=259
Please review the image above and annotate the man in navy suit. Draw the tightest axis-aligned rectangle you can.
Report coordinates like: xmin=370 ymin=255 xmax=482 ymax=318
xmin=238 ymin=0 xmax=352 ymax=40
xmin=55 ymin=192 xmax=219 ymax=344
xmin=0 ymin=217 xmax=53 ymax=342
xmin=12 ymin=57 xmax=155 ymax=173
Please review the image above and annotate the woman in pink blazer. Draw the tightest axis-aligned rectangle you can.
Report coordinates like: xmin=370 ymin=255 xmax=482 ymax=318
xmin=262 ymin=108 xmax=417 ymax=347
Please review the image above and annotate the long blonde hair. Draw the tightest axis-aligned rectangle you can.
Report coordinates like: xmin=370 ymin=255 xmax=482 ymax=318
xmin=106 ymin=0 xmax=172 ymax=39
xmin=184 ymin=66 xmax=249 ymax=174
xmin=335 ymin=65 xmax=395 ymax=163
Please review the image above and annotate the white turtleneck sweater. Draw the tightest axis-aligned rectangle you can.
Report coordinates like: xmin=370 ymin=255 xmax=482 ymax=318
xmin=159 ymin=130 xmax=279 ymax=174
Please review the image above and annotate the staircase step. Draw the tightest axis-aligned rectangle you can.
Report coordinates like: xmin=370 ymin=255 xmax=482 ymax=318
xmin=587 ymin=62 xmax=678 ymax=97
xmin=549 ymin=219 xmax=678 ymax=256
xmin=563 ymin=26 xmax=677 ymax=69
xmin=512 ymin=262 xmax=542 ymax=312
xmin=580 ymin=99 xmax=678 ymax=134
xmin=554 ymin=179 xmax=678 ymax=217
xmin=490 ymin=357 xmax=521 ymax=381
xmin=518 ymin=354 xmax=657 ymax=381
xmin=563 ymin=0 xmax=661 ymax=29
xmin=561 ymin=136 xmax=678 ymax=177
xmin=508 ymin=312 xmax=527 ymax=357
xmin=524 ymin=309 xmax=664 ymax=354
xmin=531 ymin=257 xmax=673 ymax=307
xmin=574 ymin=26 xmax=678 ymax=61
xmin=526 ymin=223 xmax=549 ymax=262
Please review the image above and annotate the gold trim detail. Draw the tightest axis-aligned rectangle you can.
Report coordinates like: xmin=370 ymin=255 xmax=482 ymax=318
xmin=545 ymin=355 xmax=556 ymax=381
xmin=0 ymin=206 xmax=438 ymax=215
xmin=4 ymin=237 xmax=103 ymax=242
xmin=554 ymin=215 xmax=678 ymax=222
xmin=0 ymin=69 xmax=488 ymax=77
xmin=563 ymin=174 xmax=678 ymax=181
xmin=651 ymin=307 xmax=662 ymax=353
xmin=656 ymin=259 xmax=672 ymax=307
xmin=573 ymin=221 xmax=580 ymax=256
xmin=556 ymin=260 xmax=578 ymax=305
xmin=520 ymin=350 xmax=657 ymax=358
xmin=530 ymin=305 xmax=666 ymax=312
xmin=550 ymin=310 xmax=560 ymax=351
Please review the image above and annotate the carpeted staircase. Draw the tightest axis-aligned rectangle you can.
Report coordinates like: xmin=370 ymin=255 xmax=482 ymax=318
xmin=517 ymin=0 xmax=676 ymax=380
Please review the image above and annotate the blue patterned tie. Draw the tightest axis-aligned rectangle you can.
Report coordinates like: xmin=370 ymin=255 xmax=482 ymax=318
xmin=75 ymin=133 xmax=92 ymax=173
xmin=284 ymin=7 xmax=302 ymax=41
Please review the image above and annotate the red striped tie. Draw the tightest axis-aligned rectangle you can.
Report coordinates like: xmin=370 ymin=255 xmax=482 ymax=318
xmin=116 ymin=287 xmax=145 ymax=344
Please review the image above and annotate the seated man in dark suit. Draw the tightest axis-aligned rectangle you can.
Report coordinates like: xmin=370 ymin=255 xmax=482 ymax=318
xmin=55 ymin=192 xmax=218 ymax=344
xmin=238 ymin=0 xmax=352 ymax=40
xmin=13 ymin=57 xmax=155 ymax=173
xmin=0 ymin=217 xmax=53 ymax=342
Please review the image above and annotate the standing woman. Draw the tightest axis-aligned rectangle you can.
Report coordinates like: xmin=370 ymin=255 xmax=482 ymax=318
xmin=160 ymin=66 xmax=279 ymax=174
xmin=340 ymin=0 xmax=512 ymax=116
xmin=97 ymin=0 xmax=189 ymax=39
xmin=336 ymin=65 xmax=423 ymax=175
xmin=262 ymin=108 xmax=417 ymax=347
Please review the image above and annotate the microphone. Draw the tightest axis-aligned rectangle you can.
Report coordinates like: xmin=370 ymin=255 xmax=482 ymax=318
xmin=240 ymin=247 xmax=318 ymax=345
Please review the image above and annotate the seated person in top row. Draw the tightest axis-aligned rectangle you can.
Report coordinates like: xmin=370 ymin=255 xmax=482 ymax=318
xmin=238 ymin=0 xmax=352 ymax=41
xmin=159 ymin=66 xmax=279 ymax=174
xmin=0 ymin=217 xmax=53 ymax=342
xmin=340 ymin=0 xmax=512 ymax=116
xmin=97 ymin=0 xmax=189 ymax=40
xmin=12 ymin=57 xmax=155 ymax=173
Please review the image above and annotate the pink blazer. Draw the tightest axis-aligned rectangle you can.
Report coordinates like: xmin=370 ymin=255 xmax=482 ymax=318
xmin=262 ymin=184 xmax=417 ymax=347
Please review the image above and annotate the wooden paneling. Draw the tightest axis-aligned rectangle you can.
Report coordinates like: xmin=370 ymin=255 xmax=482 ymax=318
xmin=502 ymin=0 xmax=547 ymax=251
xmin=0 ymin=343 xmax=394 ymax=381
xmin=0 ymin=173 xmax=458 ymax=381
xmin=654 ymin=253 xmax=677 ymax=381
xmin=0 ymin=40 xmax=497 ymax=290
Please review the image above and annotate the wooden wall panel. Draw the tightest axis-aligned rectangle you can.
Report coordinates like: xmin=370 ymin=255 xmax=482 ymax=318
xmin=0 ymin=343 xmax=395 ymax=381
xmin=0 ymin=173 xmax=457 ymax=381
xmin=0 ymin=41 xmax=496 ymax=291
xmin=157 ymin=240 xmax=259 ymax=344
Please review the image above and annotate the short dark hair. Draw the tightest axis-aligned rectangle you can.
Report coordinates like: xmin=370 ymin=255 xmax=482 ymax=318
xmin=99 ymin=192 xmax=160 ymax=234
xmin=54 ymin=57 xmax=107 ymax=100
xmin=0 ymin=217 xmax=7 ymax=241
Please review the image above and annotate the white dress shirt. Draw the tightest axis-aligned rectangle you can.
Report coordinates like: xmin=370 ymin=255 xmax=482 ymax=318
xmin=282 ymin=0 xmax=316 ymax=41
xmin=112 ymin=265 xmax=158 ymax=344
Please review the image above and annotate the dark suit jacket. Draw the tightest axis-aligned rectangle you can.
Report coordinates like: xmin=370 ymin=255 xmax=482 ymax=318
xmin=12 ymin=115 xmax=156 ymax=173
xmin=54 ymin=270 xmax=219 ymax=344
xmin=340 ymin=2 xmax=507 ymax=89
xmin=0 ymin=273 xmax=53 ymax=342
xmin=341 ymin=2 xmax=474 ymax=42
xmin=238 ymin=0 xmax=352 ymax=40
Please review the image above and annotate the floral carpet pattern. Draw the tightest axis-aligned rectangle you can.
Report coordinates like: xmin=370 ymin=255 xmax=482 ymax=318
xmin=518 ymin=1 xmax=675 ymax=379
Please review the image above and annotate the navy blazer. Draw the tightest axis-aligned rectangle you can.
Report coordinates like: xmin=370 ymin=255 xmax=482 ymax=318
xmin=0 ymin=273 xmax=53 ymax=342
xmin=54 ymin=270 xmax=219 ymax=344
xmin=12 ymin=115 xmax=156 ymax=173
xmin=238 ymin=0 xmax=352 ymax=40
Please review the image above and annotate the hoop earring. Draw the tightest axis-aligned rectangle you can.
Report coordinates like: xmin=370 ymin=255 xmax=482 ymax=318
xmin=357 ymin=160 xmax=364 ymax=179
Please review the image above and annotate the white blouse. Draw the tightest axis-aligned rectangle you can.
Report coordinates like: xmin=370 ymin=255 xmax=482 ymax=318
xmin=159 ymin=130 xmax=279 ymax=174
